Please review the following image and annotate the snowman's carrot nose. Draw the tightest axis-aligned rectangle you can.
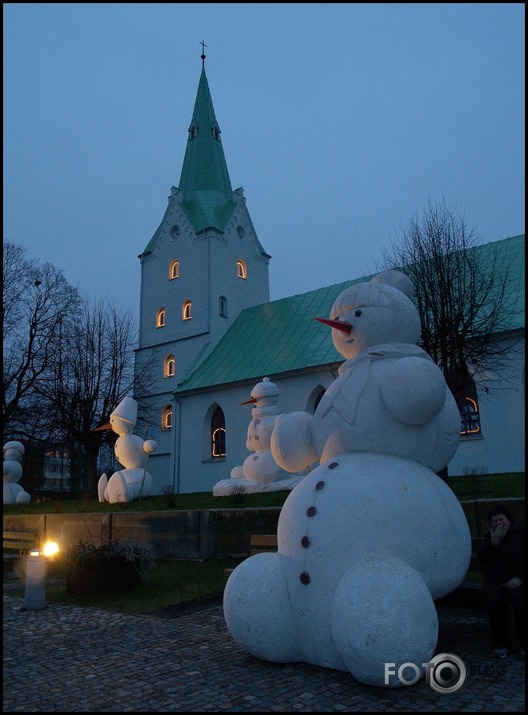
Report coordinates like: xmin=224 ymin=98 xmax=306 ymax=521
xmin=94 ymin=423 xmax=112 ymax=431
xmin=240 ymin=396 xmax=258 ymax=405
xmin=315 ymin=317 xmax=352 ymax=334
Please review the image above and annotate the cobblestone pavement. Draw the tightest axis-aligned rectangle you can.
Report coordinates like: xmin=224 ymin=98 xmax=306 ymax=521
xmin=3 ymin=581 xmax=525 ymax=712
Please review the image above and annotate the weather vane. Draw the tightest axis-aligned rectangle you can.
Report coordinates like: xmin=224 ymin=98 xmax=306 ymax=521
xmin=200 ymin=40 xmax=207 ymax=67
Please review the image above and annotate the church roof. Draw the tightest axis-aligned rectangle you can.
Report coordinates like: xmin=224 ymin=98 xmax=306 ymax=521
xmin=177 ymin=66 xmax=235 ymax=232
xmin=175 ymin=234 xmax=525 ymax=395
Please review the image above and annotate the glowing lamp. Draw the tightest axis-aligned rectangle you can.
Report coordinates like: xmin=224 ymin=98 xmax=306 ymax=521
xmin=43 ymin=541 xmax=59 ymax=557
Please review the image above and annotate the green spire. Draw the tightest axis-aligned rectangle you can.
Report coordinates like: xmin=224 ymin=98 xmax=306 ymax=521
xmin=178 ymin=66 xmax=235 ymax=232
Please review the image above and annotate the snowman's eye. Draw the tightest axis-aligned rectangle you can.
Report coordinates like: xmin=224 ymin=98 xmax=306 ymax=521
xmin=355 ymin=309 xmax=362 ymax=317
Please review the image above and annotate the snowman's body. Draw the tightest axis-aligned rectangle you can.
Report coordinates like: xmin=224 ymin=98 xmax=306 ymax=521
xmin=97 ymin=398 xmax=157 ymax=504
xmin=3 ymin=441 xmax=31 ymax=505
xmin=223 ymin=272 xmax=471 ymax=687
xmin=214 ymin=378 xmax=305 ymax=495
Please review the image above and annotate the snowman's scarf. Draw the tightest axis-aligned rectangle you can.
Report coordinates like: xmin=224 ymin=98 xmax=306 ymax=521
xmin=322 ymin=343 xmax=433 ymax=425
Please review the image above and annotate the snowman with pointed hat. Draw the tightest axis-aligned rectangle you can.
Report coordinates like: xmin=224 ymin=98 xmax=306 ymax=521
xmin=97 ymin=397 xmax=157 ymax=503
xmin=223 ymin=270 xmax=471 ymax=688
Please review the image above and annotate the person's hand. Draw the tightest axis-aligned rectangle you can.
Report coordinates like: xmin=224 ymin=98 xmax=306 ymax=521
xmin=506 ymin=576 xmax=523 ymax=590
xmin=490 ymin=522 xmax=509 ymax=546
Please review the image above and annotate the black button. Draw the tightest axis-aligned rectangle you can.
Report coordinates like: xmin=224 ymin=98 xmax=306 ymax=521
xmin=315 ymin=480 xmax=325 ymax=490
xmin=300 ymin=571 xmax=311 ymax=585
xmin=306 ymin=506 xmax=317 ymax=517
xmin=328 ymin=462 xmax=339 ymax=469
xmin=301 ymin=536 xmax=310 ymax=548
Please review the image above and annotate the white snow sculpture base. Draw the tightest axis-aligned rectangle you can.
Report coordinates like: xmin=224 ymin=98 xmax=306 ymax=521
xmin=98 ymin=468 xmax=153 ymax=504
xmin=213 ymin=475 xmax=305 ymax=497
xmin=223 ymin=452 xmax=471 ymax=687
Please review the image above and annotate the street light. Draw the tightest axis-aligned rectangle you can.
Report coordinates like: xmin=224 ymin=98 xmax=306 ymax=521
xmin=24 ymin=541 xmax=59 ymax=611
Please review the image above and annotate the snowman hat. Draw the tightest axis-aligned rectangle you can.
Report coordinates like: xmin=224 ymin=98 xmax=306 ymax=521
xmin=371 ymin=270 xmax=415 ymax=300
xmin=111 ymin=397 xmax=137 ymax=425
xmin=330 ymin=271 xmax=415 ymax=316
xmin=240 ymin=377 xmax=279 ymax=405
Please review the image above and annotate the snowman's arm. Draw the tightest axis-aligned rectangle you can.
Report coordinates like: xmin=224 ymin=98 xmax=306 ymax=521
xmin=381 ymin=357 xmax=448 ymax=426
xmin=271 ymin=411 xmax=317 ymax=473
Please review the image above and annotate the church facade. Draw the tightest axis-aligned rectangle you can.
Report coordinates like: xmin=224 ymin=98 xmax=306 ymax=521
xmin=135 ymin=60 xmax=525 ymax=495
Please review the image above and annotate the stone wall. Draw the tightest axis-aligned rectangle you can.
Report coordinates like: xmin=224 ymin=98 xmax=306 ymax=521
xmin=3 ymin=507 xmax=282 ymax=559
xmin=3 ymin=499 xmax=524 ymax=559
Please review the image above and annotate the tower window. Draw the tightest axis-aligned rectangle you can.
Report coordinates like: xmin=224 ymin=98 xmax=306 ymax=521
xmin=157 ymin=308 xmax=166 ymax=327
xmin=236 ymin=260 xmax=247 ymax=279
xmin=211 ymin=406 xmax=226 ymax=458
xmin=165 ymin=355 xmax=175 ymax=378
xmin=161 ymin=405 xmax=172 ymax=430
xmin=183 ymin=300 xmax=192 ymax=320
xmin=169 ymin=260 xmax=180 ymax=279
xmin=219 ymin=295 xmax=228 ymax=318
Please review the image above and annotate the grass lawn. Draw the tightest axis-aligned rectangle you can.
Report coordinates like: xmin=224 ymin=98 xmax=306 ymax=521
xmin=6 ymin=556 xmax=245 ymax=616
xmin=3 ymin=472 xmax=524 ymax=517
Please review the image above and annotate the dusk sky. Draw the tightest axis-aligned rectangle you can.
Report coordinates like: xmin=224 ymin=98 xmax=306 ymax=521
xmin=4 ymin=3 xmax=525 ymax=323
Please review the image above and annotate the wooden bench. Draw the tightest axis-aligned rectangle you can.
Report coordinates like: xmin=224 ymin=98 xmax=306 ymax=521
xmin=3 ymin=531 xmax=39 ymax=562
xmin=250 ymin=533 xmax=278 ymax=556
xmin=224 ymin=534 xmax=278 ymax=577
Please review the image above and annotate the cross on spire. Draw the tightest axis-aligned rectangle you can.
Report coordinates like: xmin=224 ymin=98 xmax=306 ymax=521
xmin=200 ymin=40 xmax=207 ymax=67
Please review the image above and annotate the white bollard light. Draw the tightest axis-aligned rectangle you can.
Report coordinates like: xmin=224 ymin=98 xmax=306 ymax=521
xmin=24 ymin=550 xmax=47 ymax=611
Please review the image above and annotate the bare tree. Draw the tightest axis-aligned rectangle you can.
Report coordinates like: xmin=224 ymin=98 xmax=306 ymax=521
xmin=3 ymin=242 xmax=80 ymax=439
xmin=377 ymin=199 xmax=522 ymax=404
xmin=39 ymin=297 xmax=143 ymax=496
xmin=3 ymin=243 xmax=157 ymax=496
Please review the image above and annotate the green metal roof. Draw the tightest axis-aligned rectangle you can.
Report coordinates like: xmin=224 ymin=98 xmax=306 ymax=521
xmin=178 ymin=67 xmax=235 ymax=232
xmin=140 ymin=67 xmax=240 ymax=258
xmin=175 ymin=234 xmax=525 ymax=394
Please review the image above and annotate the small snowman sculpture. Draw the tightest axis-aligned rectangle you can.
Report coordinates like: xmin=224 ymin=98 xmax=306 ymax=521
xmin=3 ymin=440 xmax=31 ymax=505
xmin=97 ymin=397 xmax=157 ymax=504
xmin=213 ymin=377 xmax=306 ymax=496
xmin=223 ymin=270 xmax=471 ymax=688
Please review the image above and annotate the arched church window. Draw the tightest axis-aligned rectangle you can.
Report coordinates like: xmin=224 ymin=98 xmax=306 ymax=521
xmin=236 ymin=260 xmax=247 ymax=279
xmin=161 ymin=405 xmax=172 ymax=430
xmin=313 ymin=389 xmax=326 ymax=413
xmin=165 ymin=355 xmax=175 ymax=378
xmin=169 ymin=260 xmax=180 ymax=280
xmin=458 ymin=382 xmax=481 ymax=437
xmin=219 ymin=295 xmax=228 ymax=318
xmin=211 ymin=406 xmax=226 ymax=458
xmin=157 ymin=308 xmax=166 ymax=327
xmin=182 ymin=300 xmax=192 ymax=320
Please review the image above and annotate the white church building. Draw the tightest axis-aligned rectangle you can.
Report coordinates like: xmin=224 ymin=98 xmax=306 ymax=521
xmin=134 ymin=58 xmax=525 ymax=495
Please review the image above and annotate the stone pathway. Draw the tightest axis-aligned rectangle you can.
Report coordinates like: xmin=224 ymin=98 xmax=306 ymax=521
xmin=3 ymin=580 xmax=525 ymax=712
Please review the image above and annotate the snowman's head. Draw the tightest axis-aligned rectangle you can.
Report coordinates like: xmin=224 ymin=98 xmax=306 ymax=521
xmin=241 ymin=377 xmax=280 ymax=408
xmin=320 ymin=271 xmax=421 ymax=360
xmin=3 ymin=441 xmax=24 ymax=463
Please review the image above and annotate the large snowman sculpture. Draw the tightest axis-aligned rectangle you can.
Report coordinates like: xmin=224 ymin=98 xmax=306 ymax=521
xmin=3 ymin=441 xmax=31 ymax=505
xmin=97 ymin=397 xmax=157 ymax=504
xmin=213 ymin=377 xmax=306 ymax=496
xmin=223 ymin=270 xmax=471 ymax=688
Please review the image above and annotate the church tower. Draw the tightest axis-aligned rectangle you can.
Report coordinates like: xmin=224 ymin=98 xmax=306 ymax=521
xmin=135 ymin=52 xmax=270 ymax=489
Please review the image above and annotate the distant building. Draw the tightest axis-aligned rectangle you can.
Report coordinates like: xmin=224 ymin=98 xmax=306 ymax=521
xmin=42 ymin=447 xmax=71 ymax=493
xmin=135 ymin=59 xmax=525 ymax=494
